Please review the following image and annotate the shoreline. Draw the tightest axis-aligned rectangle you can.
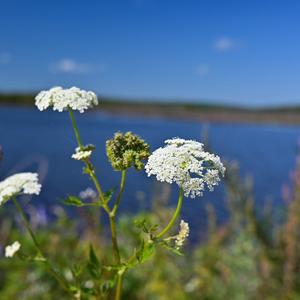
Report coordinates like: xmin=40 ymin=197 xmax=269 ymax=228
xmin=1 ymin=95 xmax=300 ymax=125
xmin=97 ymin=103 xmax=300 ymax=125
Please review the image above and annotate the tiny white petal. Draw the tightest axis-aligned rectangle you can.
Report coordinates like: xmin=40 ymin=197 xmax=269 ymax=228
xmin=5 ymin=241 xmax=21 ymax=258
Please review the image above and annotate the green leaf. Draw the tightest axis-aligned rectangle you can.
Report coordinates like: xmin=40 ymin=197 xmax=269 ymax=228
xmin=160 ymin=242 xmax=184 ymax=256
xmin=80 ymin=286 xmax=97 ymax=295
xmin=63 ymin=195 xmax=84 ymax=207
xmin=87 ymin=244 xmax=102 ymax=279
xmin=89 ymin=244 xmax=100 ymax=267
xmin=83 ymin=166 xmax=90 ymax=174
xmin=135 ymin=239 xmax=145 ymax=262
xmin=69 ymin=286 xmax=80 ymax=295
xmin=104 ymin=188 xmax=114 ymax=203
xmin=101 ymin=279 xmax=116 ymax=294
xmin=71 ymin=264 xmax=84 ymax=278
xmin=134 ymin=218 xmax=159 ymax=234
xmin=149 ymin=224 xmax=159 ymax=233
xmin=135 ymin=240 xmax=155 ymax=263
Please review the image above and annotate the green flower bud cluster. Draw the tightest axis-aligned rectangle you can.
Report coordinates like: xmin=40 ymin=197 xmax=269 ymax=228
xmin=106 ymin=132 xmax=150 ymax=171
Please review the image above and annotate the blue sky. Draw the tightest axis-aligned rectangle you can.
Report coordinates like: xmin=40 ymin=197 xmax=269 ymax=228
xmin=0 ymin=0 xmax=300 ymax=106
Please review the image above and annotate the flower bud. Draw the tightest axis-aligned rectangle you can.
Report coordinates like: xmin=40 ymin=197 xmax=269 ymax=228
xmin=106 ymin=131 xmax=150 ymax=171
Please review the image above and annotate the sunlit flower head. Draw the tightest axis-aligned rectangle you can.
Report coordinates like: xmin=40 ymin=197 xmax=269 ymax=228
xmin=175 ymin=220 xmax=189 ymax=250
xmin=72 ymin=144 xmax=95 ymax=161
xmin=145 ymin=138 xmax=225 ymax=198
xmin=0 ymin=173 xmax=41 ymax=205
xmin=5 ymin=241 xmax=21 ymax=258
xmin=35 ymin=86 xmax=98 ymax=113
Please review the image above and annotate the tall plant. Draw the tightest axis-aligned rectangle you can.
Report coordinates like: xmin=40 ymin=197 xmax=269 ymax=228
xmin=0 ymin=86 xmax=225 ymax=299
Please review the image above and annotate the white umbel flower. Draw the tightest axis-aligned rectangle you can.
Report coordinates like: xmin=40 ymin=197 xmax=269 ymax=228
xmin=35 ymin=86 xmax=98 ymax=113
xmin=72 ymin=144 xmax=95 ymax=161
xmin=175 ymin=220 xmax=189 ymax=250
xmin=0 ymin=173 xmax=41 ymax=205
xmin=145 ymin=138 xmax=225 ymax=198
xmin=5 ymin=241 xmax=21 ymax=258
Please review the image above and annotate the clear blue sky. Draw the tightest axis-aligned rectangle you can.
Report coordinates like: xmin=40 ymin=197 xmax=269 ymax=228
xmin=0 ymin=0 xmax=300 ymax=106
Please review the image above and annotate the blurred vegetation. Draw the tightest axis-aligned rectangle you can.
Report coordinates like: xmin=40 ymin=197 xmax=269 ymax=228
xmin=0 ymin=93 xmax=248 ymax=111
xmin=1 ymin=158 xmax=300 ymax=299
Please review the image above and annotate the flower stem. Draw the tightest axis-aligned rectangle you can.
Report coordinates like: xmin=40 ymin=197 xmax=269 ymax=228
xmin=109 ymin=170 xmax=126 ymax=264
xmin=156 ymin=188 xmax=184 ymax=238
xmin=68 ymin=108 xmax=106 ymax=203
xmin=108 ymin=203 xmax=123 ymax=300
xmin=115 ymin=272 xmax=125 ymax=300
xmin=86 ymin=160 xmax=106 ymax=204
xmin=67 ymin=109 xmax=125 ymax=299
xmin=12 ymin=197 xmax=70 ymax=293
xmin=13 ymin=197 xmax=42 ymax=255
xmin=109 ymin=215 xmax=121 ymax=263
xmin=68 ymin=108 xmax=83 ymax=148
xmin=112 ymin=170 xmax=127 ymax=215
xmin=110 ymin=171 xmax=127 ymax=300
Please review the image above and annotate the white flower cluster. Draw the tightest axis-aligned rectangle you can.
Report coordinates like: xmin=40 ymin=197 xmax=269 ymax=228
xmin=145 ymin=138 xmax=225 ymax=198
xmin=5 ymin=241 xmax=21 ymax=258
xmin=175 ymin=220 xmax=189 ymax=250
xmin=72 ymin=145 xmax=94 ymax=161
xmin=35 ymin=86 xmax=98 ymax=113
xmin=0 ymin=173 xmax=41 ymax=205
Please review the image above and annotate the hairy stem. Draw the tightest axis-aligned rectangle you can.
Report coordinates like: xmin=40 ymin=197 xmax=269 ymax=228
xmin=108 ymin=215 xmax=120 ymax=263
xmin=13 ymin=197 xmax=69 ymax=293
xmin=112 ymin=170 xmax=127 ymax=215
xmin=156 ymin=187 xmax=184 ymax=238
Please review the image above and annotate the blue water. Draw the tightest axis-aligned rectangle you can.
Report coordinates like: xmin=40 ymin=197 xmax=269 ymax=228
xmin=0 ymin=107 xmax=299 ymax=239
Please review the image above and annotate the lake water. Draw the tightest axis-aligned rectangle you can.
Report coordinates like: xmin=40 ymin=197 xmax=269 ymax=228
xmin=0 ymin=107 xmax=299 ymax=239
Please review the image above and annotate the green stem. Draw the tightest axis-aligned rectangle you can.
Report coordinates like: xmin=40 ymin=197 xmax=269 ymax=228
xmin=68 ymin=108 xmax=83 ymax=147
xmin=110 ymin=171 xmax=127 ymax=300
xmin=112 ymin=170 xmax=127 ymax=215
xmin=13 ymin=197 xmax=42 ymax=255
xmin=109 ymin=170 xmax=127 ymax=264
xmin=156 ymin=188 xmax=184 ymax=238
xmin=109 ymin=215 xmax=121 ymax=263
xmin=68 ymin=108 xmax=106 ymax=203
xmin=102 ymin=217 xmax=124 ymax=299
xmin=87 ymin=161 xmax=106 ymax=204
xmin=108 ymin=172 xmax=127 ymax=265
xmin=68 ymin=108 xmax=125 ymax=299
xmin=12 ymin=197 xmax=70 ymax=293
xmin=115 ymin=272 xmax=124 ymax=300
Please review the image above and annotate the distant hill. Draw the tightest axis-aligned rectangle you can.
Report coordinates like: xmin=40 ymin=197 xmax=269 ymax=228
xmin=0 ymin=93 xmax=299 ymax=124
